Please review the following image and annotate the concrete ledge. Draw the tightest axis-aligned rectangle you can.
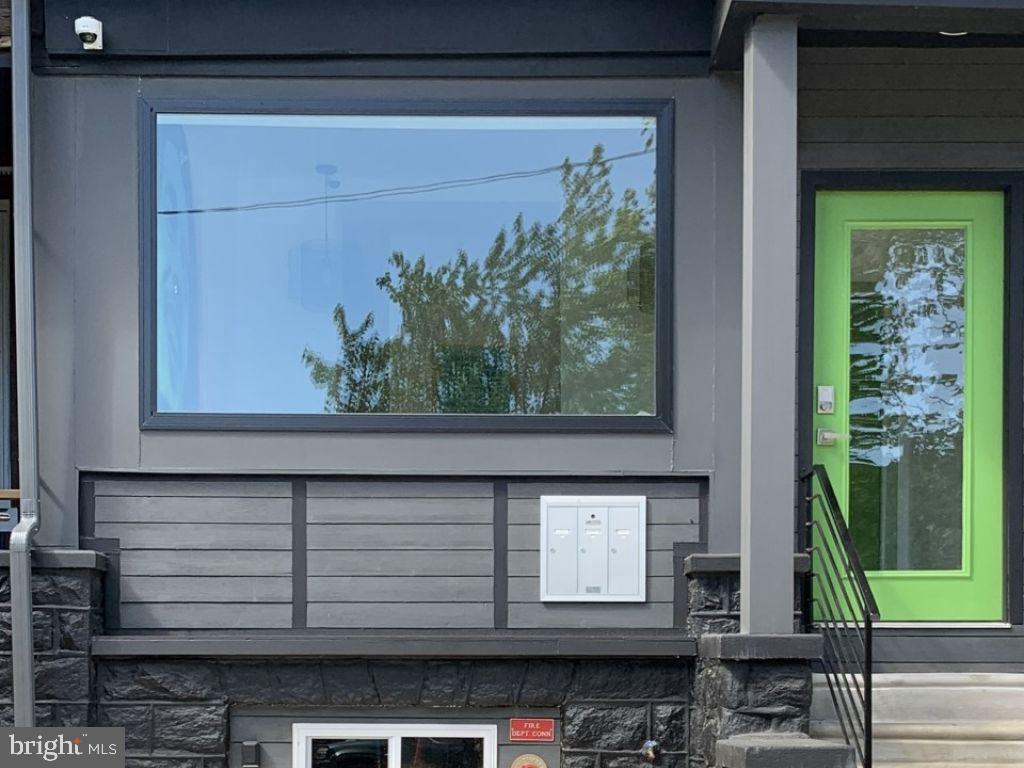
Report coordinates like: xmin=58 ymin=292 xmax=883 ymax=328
xmin=717 ymin=733 xmax=854 ymax=768
xmin=684 ymin=552 xmax=811 ymax=575
xmin=92 ymin=632 xmax=698 ymax=658
xmin=0 ymin=548 xmax=108 ymax=571
xmin=700 ymin=633 xmax=822 ymax=660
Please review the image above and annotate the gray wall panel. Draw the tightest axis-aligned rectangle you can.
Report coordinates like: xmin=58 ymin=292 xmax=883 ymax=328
xmin=33 ymin=76 xmax=78 ymax=546
xmin=308 ymin=524 xmax=492 ymax=551
xmin=120 ymin=576 xmax=292 ymax=602
xmin=95 ymin=522 xmax=292 ymax=550
xmin=308 ymin=602 xmax=494 ymax=628
xmin=119 ymin=549 xmax=292 ymax=576
xmin=308 ymin=497 xmax=492 ymax=524
xmin=94 ymin=479 xmax=293 ymax=497
xmin=307 ymin=550 xmax=493 ymax=577
xmin=307 ymin=576 xmax=493 ymax=602
xmin=92 ymin=478 xmax=294 ymax=629
xmin=95 ymin=496 xmax=291 ymax=523
xmin=306 ymin=483 xmax=495 ymax=628
xmin=120 ymin=603 xmax=292 ymax=629
xmin=308 ymin=481 xmax=493 ymax=498
xmin=508 ymin=603 xmax=674 ymax=628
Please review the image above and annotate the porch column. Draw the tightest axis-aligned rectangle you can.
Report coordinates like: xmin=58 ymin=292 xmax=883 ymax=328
xmin=740 ymin=15 xmax=798 ymax=634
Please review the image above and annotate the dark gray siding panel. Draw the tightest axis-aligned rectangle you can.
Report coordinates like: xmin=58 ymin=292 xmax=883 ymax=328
xmin=799 ymin=47 xmax=1024 ymax=171
xmin=505 ymin=479 xmax=700 ymax=629
xmin=92 ymin=479 xmax=293 ymax=630
xmin=306 ymin=481 xmax=495 ymax=629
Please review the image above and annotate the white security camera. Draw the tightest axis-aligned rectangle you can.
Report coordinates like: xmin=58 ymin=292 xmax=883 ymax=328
xmin=74 ymin=16 xmax=103 ymax=50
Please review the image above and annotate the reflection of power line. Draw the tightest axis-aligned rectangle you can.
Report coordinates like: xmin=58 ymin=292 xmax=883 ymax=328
xmin=157 ymin=147 xmax=655 ymax=217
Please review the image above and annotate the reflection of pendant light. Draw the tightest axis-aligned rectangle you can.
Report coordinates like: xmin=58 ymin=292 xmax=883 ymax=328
xmin=289 ymin=163 xmax=346 ymax=311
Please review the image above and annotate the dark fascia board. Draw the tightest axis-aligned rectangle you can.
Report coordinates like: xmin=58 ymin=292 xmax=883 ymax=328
xmin=91 ymin=633 xmax=697 ymax=658
xmin=0 ymin=548 xmax=108 ymax=570
xmin=712 ymin=0 xmax=1024 ymax=69
xmin=43 ymin=0 xmax=711 ymax=59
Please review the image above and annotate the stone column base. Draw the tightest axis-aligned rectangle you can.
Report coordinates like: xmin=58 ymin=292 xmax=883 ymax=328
xmin=692 ymin=634 xmax=823 ymax=768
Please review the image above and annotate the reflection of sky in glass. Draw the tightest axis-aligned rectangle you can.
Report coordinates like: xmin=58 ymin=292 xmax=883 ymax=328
xmin=155 ymin=114 xmax=655 ymax=414
xmin=848 ymin=228 xmax=965 ymax=571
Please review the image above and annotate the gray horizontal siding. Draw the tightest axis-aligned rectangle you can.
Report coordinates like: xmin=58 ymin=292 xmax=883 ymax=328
xmin=505 ymin=480 xmax=700 ymax=629
xmin=91 ymin=476 xmax=704 ymax=633
xmin=92 ymin=478 xmax=293 ymax=630
xmin=307 ymin=576 xmax=493 ymax=602
xmin=307 ymin=481 xmax=495 ymax=629
xmin=799 ymin=47 xmax=1024 ymax=171
xmin=307 ymin=550 xmax=492 ymax=577
xmin=307 ymin=602 xmax=494 ymax=629
xmin=120 ymin=603 xmax=291 ymax=629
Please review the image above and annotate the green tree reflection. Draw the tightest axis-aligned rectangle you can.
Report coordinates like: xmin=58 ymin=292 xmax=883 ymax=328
xmin=302 ymin=142 xmax=657 ymax=416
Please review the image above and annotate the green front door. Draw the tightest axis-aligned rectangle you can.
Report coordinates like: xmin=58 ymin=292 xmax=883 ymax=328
xmin=813 ymin=190 xmax=1004 ymax=622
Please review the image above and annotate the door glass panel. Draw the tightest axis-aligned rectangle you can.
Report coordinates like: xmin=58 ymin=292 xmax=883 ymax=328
xmin=848 ymin=227 xmax=965 ymax=571
xmin=312 ymin=739 xmax=388 ymax=768
xmin=401 ymin=738 xmax=484 ymax=768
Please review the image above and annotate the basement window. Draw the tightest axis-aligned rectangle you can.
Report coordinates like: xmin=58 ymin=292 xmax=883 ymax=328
xmin=292 ymin=724 xmax=497 ymax=768
xmin=141 ymin=101 xmax=674 ymax=431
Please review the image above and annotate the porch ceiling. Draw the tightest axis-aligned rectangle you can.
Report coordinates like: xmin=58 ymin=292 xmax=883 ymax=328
xmin=714 ymin=0 xmax=1024 ymax=69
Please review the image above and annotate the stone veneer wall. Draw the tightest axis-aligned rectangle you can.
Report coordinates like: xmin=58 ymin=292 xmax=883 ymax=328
xmin=95 ymin=658 xmax=692 ymax=768
xmin=0 ymin=565 xmax=103 ymax=726
xmin=685 ymin=561 xmax=814 ymax=768
xmin=0 ymin=559 xmax=821 ymax=768
xmin=0 ymin=564 xmax=694 ymax=768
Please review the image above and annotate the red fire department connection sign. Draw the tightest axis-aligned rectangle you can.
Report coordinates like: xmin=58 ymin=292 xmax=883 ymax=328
xmin=509 ymin=719 xmax=556 ymax=742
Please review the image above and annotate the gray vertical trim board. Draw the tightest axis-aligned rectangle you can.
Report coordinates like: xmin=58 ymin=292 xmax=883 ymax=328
xmin=673 ymin=541 xmax=706 ymax=629
xmin=292 ymin=480 xmax=307 ymax=629
xmin=79 ymin=479 xmax=96 ymax=538
xmin=493 ymin=480 xmax=508 ymax=629
xmin=740 ymin=15 xmax=798 ymax=634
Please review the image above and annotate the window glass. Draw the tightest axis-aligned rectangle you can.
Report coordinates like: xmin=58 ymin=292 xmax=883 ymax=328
xmin=155 ymin=112 xmax=659 ymax=417
xmin=312 ymin=739 xmax=387 ymax=768
xmin=401 ymin=738 xmax=484 ymax=768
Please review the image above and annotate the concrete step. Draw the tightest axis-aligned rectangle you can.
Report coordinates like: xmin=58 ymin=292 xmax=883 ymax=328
xmin=811 ymin=673 xmax=1024 ymax=765
xmin=812 ymin=673 xmax=1024 ymax=723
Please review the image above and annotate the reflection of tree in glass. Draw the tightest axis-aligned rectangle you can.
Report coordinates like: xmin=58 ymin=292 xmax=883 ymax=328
xmin=302 ymin=141 xmax=656 ymax=415
xmin=848 ymin=228 xmax=965 ymax=571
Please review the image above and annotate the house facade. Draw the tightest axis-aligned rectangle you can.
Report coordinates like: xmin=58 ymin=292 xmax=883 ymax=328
xmin=2 ymin=1 xmax=1024 ymax=766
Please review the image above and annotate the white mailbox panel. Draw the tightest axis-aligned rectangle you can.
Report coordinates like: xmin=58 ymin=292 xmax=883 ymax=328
xmin=608 ymin=505 xmax=641 ymax=596
xmin=540 ymin=495 xmax=646 ymax=602
xmin=544 ymin=503 xmax=579 ymax=596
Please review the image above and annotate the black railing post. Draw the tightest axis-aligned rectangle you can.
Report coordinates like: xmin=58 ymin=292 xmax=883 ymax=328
xmin=802 ymin=464 xmax=879 ymax=768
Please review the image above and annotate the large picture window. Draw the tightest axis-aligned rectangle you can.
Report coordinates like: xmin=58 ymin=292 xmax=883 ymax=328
xmin=143 ymin=100 xmax=673 ymax=430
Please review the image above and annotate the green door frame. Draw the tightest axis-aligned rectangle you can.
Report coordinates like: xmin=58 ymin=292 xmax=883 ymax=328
xmin=798 ymin=171 xmax=1024 ymax=626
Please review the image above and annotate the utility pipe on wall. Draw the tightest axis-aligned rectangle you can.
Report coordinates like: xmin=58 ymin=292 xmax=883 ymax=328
xmin=10 ymin=0 xmax=42 ymax=727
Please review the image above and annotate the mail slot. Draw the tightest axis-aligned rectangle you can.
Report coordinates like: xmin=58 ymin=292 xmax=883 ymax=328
xmin=539 ymin=495 xmax=646 ymax=602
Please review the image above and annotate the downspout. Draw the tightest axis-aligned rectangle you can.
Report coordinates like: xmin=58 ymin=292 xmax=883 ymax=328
xmin=9 ymin=0 xmax=42 ymax=727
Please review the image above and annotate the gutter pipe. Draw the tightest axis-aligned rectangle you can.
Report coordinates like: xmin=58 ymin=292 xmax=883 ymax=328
xmin=10 ymin=0 xmax=42 ymax=727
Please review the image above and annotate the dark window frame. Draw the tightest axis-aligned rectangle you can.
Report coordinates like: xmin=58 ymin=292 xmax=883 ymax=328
xmin=798 ymin=170 xmax=1024 ymax=627
xmin=138 ymin=96 xmax=675 ymax=433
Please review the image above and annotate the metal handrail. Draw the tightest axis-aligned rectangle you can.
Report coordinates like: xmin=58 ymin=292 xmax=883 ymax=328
xmin=803 ymin=464 xmax=880 ymax=768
